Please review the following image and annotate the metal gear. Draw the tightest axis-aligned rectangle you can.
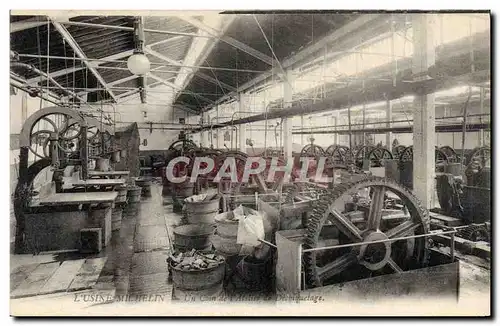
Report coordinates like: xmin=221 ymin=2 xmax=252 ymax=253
xmin=456 ymin=224 xmax=490 ymax=242
xmin=303 ymin=176 xmax=430 ymax=288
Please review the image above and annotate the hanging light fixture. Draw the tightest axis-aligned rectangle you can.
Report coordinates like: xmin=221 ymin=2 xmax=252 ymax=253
xmin=127 ymin=51 xmax=150 ymax=75
xmin=128 ymin=17 xmax=150 ymax=75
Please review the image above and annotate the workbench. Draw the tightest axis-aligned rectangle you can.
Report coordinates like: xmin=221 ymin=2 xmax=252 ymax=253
xmin=70 ymin=178 xmax=126 ymax=188
xmin=88 ymin=170 xmax=130 ymax=178
xmin=37 ymin=192 xmax=118 ymax=206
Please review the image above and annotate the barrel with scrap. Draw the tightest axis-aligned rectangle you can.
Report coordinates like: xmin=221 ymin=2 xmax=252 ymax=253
xmin=173 ymin=224 xmax=214 ymax=252
xmin=184 ymin=191 xmax=220 ymax=225
xmin=169 ymin=250 xmax=225 ymax=301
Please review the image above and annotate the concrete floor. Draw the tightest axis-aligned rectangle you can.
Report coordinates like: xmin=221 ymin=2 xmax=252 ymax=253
xmin=10 ymin=183 xmax=491 ymax=316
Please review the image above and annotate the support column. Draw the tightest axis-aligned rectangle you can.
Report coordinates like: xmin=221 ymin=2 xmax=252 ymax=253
xmin=332 ymin=114 xmax=338 ymax=145
xmin=362 ymin=103 xmax=366 ymax=146
xmin=386 ymin=100 xmax=392 ymax=147
xmin=215 ymin=107 xmax=220 ymax=149
xmin=238 ymin=94 xmax=247 ymax=153
xmin=282 ymin=70 xmax=294 ymax=163
xmin=300 ymin=115 xmax=304 ymax=146
xmin=412 ymin=14 xmax=436 ymax=209
xmin=479 ymin=87 xmax=485 ymax=147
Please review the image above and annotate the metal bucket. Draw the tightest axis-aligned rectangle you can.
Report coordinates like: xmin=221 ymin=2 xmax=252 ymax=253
xmin=444 ymin=163 xmax=463 ymax=176
xmin=127 ymin=186 xmax=142 ymax=203
xmin=111 ymin=207 xmax=123 ymax=231
xmin=172 ymin=281 xmax=224 ymax=301
xmin=211 ymin=232 xmax=241 ymax=255
xmin=214 ymin=212 xmax=239 ymax=238
xmin=173 ymin=224 xmax=215 ymax=252
xmin=170 ymin=258 xmax=225 ymax=292
xmin=237 ymin=256 xmax=271 ymax=290
xmin=96 ymin=158 xmax=110 ymax=172
xmin=185 ymin=197 xmax=220 ymax=225
xmin=135 ymin=178 xmax=153 ymax=197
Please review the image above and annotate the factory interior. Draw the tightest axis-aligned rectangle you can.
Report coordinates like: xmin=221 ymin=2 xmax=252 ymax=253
xmin=9 ymin=11 xmax=491 ymax=316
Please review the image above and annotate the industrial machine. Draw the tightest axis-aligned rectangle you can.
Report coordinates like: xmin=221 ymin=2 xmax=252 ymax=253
xmin=13 ymin=106 xmax=128 ymax=253
xmin=436 ymin=146 xmax=491 ymax=224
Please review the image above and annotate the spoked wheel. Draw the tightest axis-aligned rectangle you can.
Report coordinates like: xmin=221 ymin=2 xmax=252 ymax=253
xmin=435 ymin=147 xmax=448 ymax=167
xmin=304 ymin=177 xmax=429 ymax=288
xmin=168 ymin=139 xmax=198 ymax=154
xmin=392 ymin=145 xmax=407 ymax=160
xmin=214 ymin=151 xmax=268 ymax=209
xmin=399 ymin=146 xmax=413 ymax=163
xmin=439 ymin=146 xmax=458 ymax=163
xmin=325 ymin=145 xmax=338 ymax=156
xmin=27 ymin=112 xmax=78 ymax=160
xmin=300 ymin=144 xmax=326 ymax=157
xmin=466 ymin=146 xmax=490 ymax=170
xmin=367 ymin=148 xmax=393 ymax=167
xmin=331 ymin=145 xmax=352 ymax=164
xmin=354 ymin=146 xmax=374 ymax=167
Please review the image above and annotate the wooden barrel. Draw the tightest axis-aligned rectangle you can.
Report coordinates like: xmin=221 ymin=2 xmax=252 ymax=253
xmin=236 ymin=256 xmax=271 ymax=291
xmin=135 ymin=178 xmax=153 ymax=197
xmin=172 ymin=282 xmax=224 ymax=301
xmin=214 ymin=212 xmax=238 ymax=238
xmin=211 ymin=232 xmax=241 ymax=255
xmin=185 ymin=196 xmax=220 ymax=224
xmin=127 ymin=186 xmax=142 ymax=203
xmin=173 ymin=224 xmax=215 ymax=252
xmin=115 ymin=185 xmax=128 ymax=204
xmin=170 ymin=258 xmax=225 ymax=296
xmin=124 ymin=202 xmax=140 ymax=218
xmin=111 ymin=207 xmax=123 ymax=231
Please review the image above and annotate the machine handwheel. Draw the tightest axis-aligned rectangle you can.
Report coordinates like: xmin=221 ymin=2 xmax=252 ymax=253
xmin=303 ymin=177 xmax=429 ymax=288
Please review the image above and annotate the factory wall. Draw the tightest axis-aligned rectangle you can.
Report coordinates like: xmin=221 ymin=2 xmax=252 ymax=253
xmin=104 ymin=91 xmax=195 ymax=151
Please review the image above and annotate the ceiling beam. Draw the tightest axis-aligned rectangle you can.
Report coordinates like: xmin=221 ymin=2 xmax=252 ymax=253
xmin=25 ymin=49 xmax=135 ymax=85
xmin=145 ymin=44 xmax=236 ymax=92
xmin=108 ymin=75 xmax=138 ymax=87
xmin=26 ymin=66 xmax=84 ymax=85
xmin=10 ymin=17 xmax=48 ymax=33
xmin=206 ymin=14 xmax=385 ymax=111
xmin=172 ymin=16 xmax=235 ymax=104
xmin=149 ymin=73 xmax=215 ymax=105
xmin=145 ymin=48 xmax=182 ymax=66
xmin=195 ymin=72 xmax=237 ymax=92
xmin=145 ymin=35 xmax=186 ymax=49
xmin=180 ymin=15 xmax=274 ymax=66
xmin=60 ymin=20 xmax=214 ymax=39
xmin=51 ymin=20 xmax=119 ymax=103
xmin=88 ymin=49 xmax=134 ymax=67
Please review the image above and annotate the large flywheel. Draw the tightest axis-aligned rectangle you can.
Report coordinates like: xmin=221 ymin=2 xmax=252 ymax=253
xmin=303 ymin=176 xmax=429 ymax=288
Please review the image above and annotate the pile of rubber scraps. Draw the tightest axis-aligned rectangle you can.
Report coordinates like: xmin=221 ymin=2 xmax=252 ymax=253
xmin=168 ymin=249 xmax=224 ymax=271
xmin=185 ymin=190 xmax=218 ymax=203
